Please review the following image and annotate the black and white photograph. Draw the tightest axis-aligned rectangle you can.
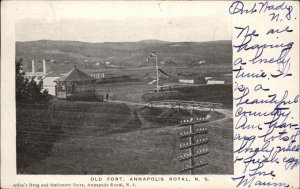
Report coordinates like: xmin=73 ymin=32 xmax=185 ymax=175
xmin=14 ymin=2 xmax=233 ymax=175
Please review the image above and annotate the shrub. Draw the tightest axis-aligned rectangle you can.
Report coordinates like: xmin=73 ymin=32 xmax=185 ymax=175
xmin=16 ymin=58 xmax=50 ymax=104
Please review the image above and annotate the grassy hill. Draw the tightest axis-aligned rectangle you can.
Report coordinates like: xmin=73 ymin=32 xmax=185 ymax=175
xmin=17 ymin=100 xmax=232 ymax=174
xmin=17 ymin=101 xmax=232 ymax=174
xmin=16 ymin=40 xmax=232 ymax=72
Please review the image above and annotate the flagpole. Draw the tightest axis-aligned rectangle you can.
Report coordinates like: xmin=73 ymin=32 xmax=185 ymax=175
xmin=156 ymin=55 xmax=159 ymax=93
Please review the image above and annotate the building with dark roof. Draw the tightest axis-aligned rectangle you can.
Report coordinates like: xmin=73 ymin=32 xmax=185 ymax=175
xmin=144 ymin=68 xmax=171 ymax=80
xmin=54 ymin=65 xmax=96 ymax=100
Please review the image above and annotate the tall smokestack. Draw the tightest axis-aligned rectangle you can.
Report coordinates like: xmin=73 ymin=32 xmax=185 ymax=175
xmin=43 ymin=59 xmax=47 ymax=74
xmin=32 ymin=60 xmax=35 ymax=74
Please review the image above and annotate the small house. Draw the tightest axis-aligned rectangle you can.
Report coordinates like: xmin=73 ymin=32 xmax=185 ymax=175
xmin=206 ymin=80 xmax=225 ymax=85
xmin=178 ymin=77 xmax=206 ymax=84
xmin=206 ymin=76 xmax=226 ymax=85
xmin=179 ymin=78 xmax=195 ymax=84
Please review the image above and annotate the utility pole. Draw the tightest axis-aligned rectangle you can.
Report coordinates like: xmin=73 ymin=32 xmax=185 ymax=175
xmin=179 ymin=116 xmax=209 ymax=174
xmin=156 ymin=54 xmax=159 ymax=93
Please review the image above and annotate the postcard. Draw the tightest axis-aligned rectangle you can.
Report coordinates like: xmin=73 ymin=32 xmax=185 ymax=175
xmin=1 ymin=1 xmax=299 ymax=189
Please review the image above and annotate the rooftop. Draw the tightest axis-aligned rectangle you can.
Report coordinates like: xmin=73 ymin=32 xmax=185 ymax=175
xmin=54 ymin=66 xmax=96 ymax=82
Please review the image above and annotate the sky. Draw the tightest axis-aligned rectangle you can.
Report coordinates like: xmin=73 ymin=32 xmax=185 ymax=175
xmin=15 ymin=1 xmax=232 ymax=43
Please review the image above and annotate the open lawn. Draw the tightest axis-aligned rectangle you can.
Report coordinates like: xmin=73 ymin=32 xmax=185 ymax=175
xmin=17 ymin=101 xmax=232 ymax=174
xmin=95 ymin=82 xmax=153 ymax=102
xmin=95 ymin=81 xmax=233 ymax=109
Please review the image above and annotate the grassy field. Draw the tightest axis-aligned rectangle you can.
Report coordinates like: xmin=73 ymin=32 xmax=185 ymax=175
xmin=95 ymin=82 xmax=152 ymax=102
xmin=16 ymin=101 xmax=141 ymax=173
xmin=94 ymin=81 xmax=232 ymax=108
xmin=142 ymin=84 xmax=233 ymax=109
xmin=16 ymin=100 xmax=232 ymax=174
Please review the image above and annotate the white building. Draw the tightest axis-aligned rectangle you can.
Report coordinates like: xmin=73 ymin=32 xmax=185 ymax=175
xmin=42 ymin=72 xmax=61 ymax=95
xmin=24 ymin=60 xmax=61 ymax=96
xmin=179 ymin=79 xmax=194 ymax=84
xmin=88 ymin=72 xmax=105 ymax=79
xmin=206 ymin=80 xmax=225 ymax=85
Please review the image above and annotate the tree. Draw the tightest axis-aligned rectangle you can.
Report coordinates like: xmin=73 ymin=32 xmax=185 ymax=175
xmin=16 ymin=58 xmax=50 ymax=104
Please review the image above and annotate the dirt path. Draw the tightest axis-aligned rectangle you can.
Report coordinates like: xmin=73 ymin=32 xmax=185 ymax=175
xmin=127 ymin=103 xmax=152 ymax=129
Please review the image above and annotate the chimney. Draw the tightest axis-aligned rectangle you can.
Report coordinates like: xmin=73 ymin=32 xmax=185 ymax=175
xmin=32 ymin=60 xmax=35 ymax=74
xmin=43 ymin=59 xmax=47 ymax=74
